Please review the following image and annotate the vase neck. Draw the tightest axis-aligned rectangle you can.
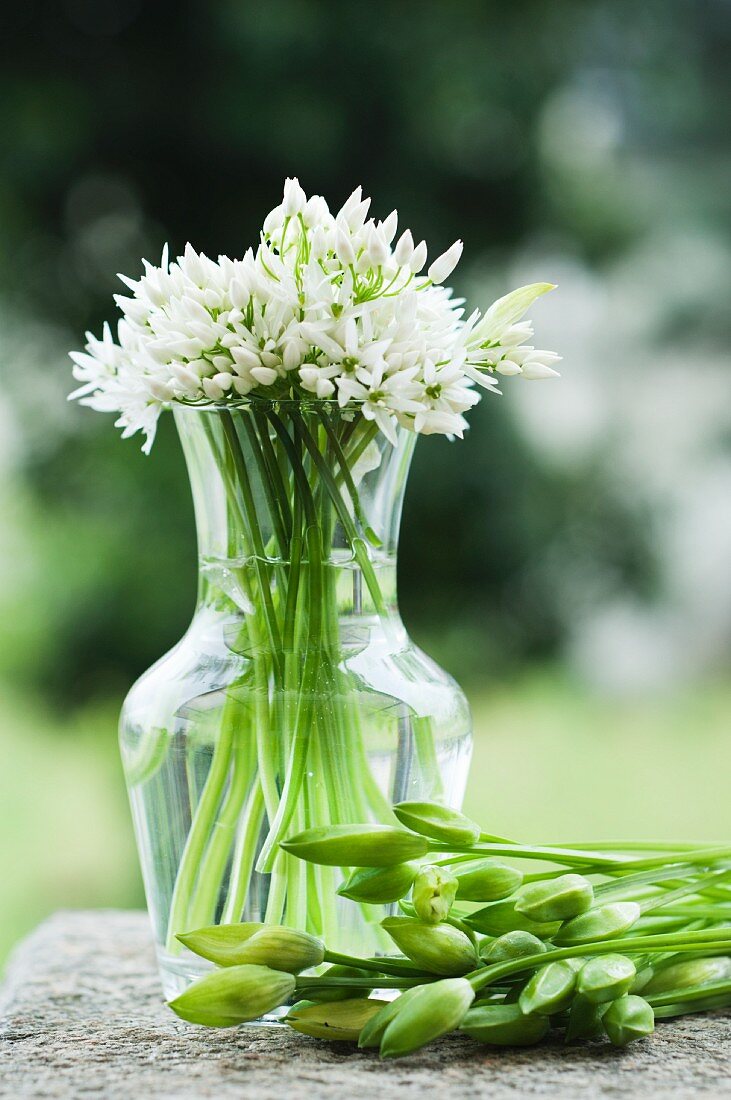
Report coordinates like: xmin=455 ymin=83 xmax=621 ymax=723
xmin=174 ymin=404 xmax=415 ymax=619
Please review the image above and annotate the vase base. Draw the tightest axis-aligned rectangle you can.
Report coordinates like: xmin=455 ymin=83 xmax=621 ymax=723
xmin=157 ymin=947 xmax=215 ymax=1001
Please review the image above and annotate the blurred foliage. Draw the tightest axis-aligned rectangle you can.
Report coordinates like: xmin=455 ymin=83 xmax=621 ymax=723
xmin=0 ymin=0 xmax=730 ymax=964
xmin=3 ymin=0 xmax=728 ymax=701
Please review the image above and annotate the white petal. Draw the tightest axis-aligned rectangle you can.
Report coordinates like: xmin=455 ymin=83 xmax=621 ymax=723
xmin=520 ymin=362 xmax=560 ymax=380
xmin=394 ymin=229 xmax=414 ymax=266
xmin=427 ymin=240 xmax=463 ymax=284
xmin=410 ymin=241 xmax=428 ymax=274
xmin=251 ymin=366 xmax=278 ymax=386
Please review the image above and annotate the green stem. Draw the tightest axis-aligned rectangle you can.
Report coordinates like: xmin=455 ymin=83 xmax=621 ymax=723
xmin=221 ymin=782 xmax=265 ymax=924
xmin=469 ymin=929 xmax=731 ymax=992
xmin=256 ymin=524 xmax=324 ymax=872
xmin=185 ymin=716 xmax=258 ymax=931
xmin=165 ymin=717 xmax=234 ymax=950
xmin=295 ymin=414 xmax=388 ymax=618
xmin=322 ymin=950 xmax=432 ymax=977
xmin=646 ymin=979 xmax=731 ymax=1009
xmin=220 ymin=411 xmax=284 ymax=679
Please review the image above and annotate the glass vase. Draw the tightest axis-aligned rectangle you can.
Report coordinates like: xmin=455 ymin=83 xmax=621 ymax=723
xmin=119 ymin=401 xmax=472 ymax=1000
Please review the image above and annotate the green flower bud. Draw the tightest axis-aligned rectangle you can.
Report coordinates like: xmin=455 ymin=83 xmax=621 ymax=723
xmin=412 ymin=865 xmax=458 ymax=923
xmin=178 ymin=924 xmax=323 ymax=973
xmin=286 ymin=998 xmax=389 ymax=1042
xmin=308 ymin=965 xmax=373 ymax=1003
xmin=338 ymin=862 xmax=419 ymax=904
xmin=514 ymin=874 xmax=594 ymax=923
xmin=461 ymin=1002 xmax=550 ymax=1047
xmin=577 ymin=954 xmax=636 ymax=1004
xmin=479 ymin=930 xmax=548 ymax=964
xmin=381 ymin=916 xmax=477 ymax=976
xmin=393 ymin=801 xmax=481 ymax=846
xmin=281 ymin=824 xmax=429 ymax=867
xmin=554 ymin=902 xmax=641 ymax=946
xmin=176 ymin=922 xmax=263 ymax=966
xmin=453 ymin=859 xmax=523 ymax=902
xmin=518 ymin=960 xmax=578 ymax=1016
xmin=168 ymin=964 xmax=295 ymax=1027
xmin=630 ymin=965 xmax=654 ymax=994
xmin=465 ymin=899 xmax=560 ymax=939
xmin=642 ymin=956 xmax=731 ymax=997
xmin=603 ymin=995 xmax=655 ymax=1047
xmin=565 ymin=994 xmax=609 ymax=1041
xmin=358 ymin=986 xmax=423 ymax=1048
xmin=380 ymin=978 xmax=475 ymax=1059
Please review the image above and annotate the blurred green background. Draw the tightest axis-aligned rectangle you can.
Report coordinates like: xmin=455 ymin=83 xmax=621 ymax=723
xmin=1 ymin=0 xmax=730 ymax=966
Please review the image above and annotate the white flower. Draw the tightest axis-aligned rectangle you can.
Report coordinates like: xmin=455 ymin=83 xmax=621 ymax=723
xmin=410 ymin=241 xmax=428 ymax=274
xmin=282 ymin=176 xmax=306 ymax=217
xmin=69 ymin=179 xmax=559 ymax=450
xmin=428 ymin=240 xmax=463 ymax=285
xmin=337 ymin=362 xmax=422 ymax=444
xmin=380 ymin=210 xmax=398 ymax=244
xmin=394 ymin=229 xmax=414 ymax=266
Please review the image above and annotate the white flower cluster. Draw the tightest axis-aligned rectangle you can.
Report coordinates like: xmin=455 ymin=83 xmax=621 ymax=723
xmin=70 ymin=178 xmax=560 ymax=451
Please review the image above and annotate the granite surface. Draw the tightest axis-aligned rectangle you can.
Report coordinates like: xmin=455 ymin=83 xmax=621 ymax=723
xmin=1 ymin=910 xmax=730 ymax=1098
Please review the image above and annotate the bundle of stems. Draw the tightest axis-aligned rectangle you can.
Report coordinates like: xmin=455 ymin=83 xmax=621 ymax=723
xmin=167 ymin=801 xmax=731 ymax=1057
xmin=163 ymin=404 xmax=435 ymax=953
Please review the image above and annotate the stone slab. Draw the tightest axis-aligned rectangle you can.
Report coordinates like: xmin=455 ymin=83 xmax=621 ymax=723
xmin=1 ymin=911 xmax=730 ymax=1098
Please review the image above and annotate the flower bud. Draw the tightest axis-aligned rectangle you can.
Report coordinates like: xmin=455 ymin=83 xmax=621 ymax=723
xmin=168 ymin=964 xmax=295 ymax=1027
xmin=282 ymin=177 xmax=306 ymax=217
xmin=338 ymin=862 xmax=419 ymax=904
xmin=380 ymin=210 xmax=398 ymax=244
xmin=251 ymin=365 xmax=278 ymax=387
xmin=554 ymin=902 xmax=641 ymax=946
xmin=520 ymin=360 xmax=561 ymax=380
xmin=281 ymin=824 xmax=430 ymax=867
xmin=381 ymin=916 xmax=477 ymax=975
xmin=642 ymin=956 xmax=731 ymax=996
xmin=358 ymin=986 xmax=423 ymax=1048
xmin=177 ymin=922 xmax=264 ymax=966
xmin=603 ymin=995 xmax=654 ymax=1047
xmin=427 ymin=240 xmax=463 ymax=285
xmin=380 ymin=978 xmax=475 ymax=1058
xmin=213 ymin=926 xmax=324 ymax=973
xmin=335 ymin=223 xmax=356 ymax=266
xmin=514 ymin=874 xmax=594 ymax=924
xmin=479 ymin=930 xmax=548 ymax=965
xmin=412 ymin=865 xmax=458 ymax=923
xmin=366 ymin=224 xmax=389 ymax=267
xmin=518 ymin=960 xmax=578 ymax=1017
xmin=393 ymin=229 xmax=414 ymax=266
xmin=308 ymin=965 xmax=373 ymax=1003
xmin=453 ymin=859 xmax=523 ymax=902
xmin=565 ymin=994 xmax=609 ymax=1041
xmin=465 ymin=899 xmax=560 ymax=939
xmin=287 ymin=997 xmax=389 ymax=1042
xmin=461 ymin=1002 xmax=549 ymax=1047
xmin=577 ymin=954 xmax=636 ymax=1004
xmin=393 ymin=800 xmax=481 ymax=846
xmin=630 ymin=965 xmax=654 ymax=994
xmin=409 ymin=240 xmax=428 ymax=274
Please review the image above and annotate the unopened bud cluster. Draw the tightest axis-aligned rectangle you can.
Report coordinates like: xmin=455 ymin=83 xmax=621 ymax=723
xmin=167 ymin=800 xmax=731 ymax=1060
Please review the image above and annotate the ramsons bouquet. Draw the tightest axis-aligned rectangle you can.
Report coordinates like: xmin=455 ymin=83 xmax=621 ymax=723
xmin=70 ymin=177 xmax=559 ymax=452
xmin=70 ymin=180 xmax=559 ymax=989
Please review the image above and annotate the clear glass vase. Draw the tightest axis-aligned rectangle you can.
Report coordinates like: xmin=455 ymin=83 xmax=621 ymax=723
xmin=119 ymin=401 xmax=472 ymax=1000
